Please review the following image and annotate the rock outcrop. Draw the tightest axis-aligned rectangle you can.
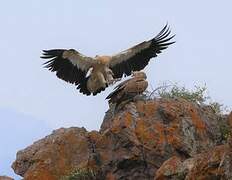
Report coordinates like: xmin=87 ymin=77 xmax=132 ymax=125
xmin=12 ymin=98 xmax=232 ymax=179
xmin=0 ymin=176 xmax=14 ymax=180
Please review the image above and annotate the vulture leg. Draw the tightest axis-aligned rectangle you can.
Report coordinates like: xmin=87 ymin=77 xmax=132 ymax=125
xmin=103 ymin=67 xmax=115 ymax=85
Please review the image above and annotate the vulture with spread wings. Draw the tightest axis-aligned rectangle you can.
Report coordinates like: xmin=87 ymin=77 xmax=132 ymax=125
xmin=41 ymin=24 xmax=175 ymax=96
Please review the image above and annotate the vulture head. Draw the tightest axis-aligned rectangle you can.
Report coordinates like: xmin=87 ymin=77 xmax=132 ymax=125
xmin=132 ymin=71 xmax=147 ymax=79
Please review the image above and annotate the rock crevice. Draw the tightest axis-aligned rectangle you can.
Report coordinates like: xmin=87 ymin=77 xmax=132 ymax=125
xmin=12 ymin=98 xmax=232 ymax=179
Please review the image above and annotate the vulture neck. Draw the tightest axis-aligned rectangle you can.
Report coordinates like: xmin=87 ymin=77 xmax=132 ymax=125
xmin=96 ymin=56 xmax=111 ymax=65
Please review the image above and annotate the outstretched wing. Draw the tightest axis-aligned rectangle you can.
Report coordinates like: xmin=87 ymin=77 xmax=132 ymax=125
xmin=41 ymin=49 xmax=96 ymax=95
xmin=109 ymin=24 xmax=175 ymax=78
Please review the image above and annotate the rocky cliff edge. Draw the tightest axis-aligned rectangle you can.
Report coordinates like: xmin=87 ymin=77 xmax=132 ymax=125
xmin=11 ymin=98 xmax=232 ymax=179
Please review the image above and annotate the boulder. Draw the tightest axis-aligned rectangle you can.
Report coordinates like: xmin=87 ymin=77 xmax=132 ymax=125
xmin=12 ymin=98 xmax=231 ymax=179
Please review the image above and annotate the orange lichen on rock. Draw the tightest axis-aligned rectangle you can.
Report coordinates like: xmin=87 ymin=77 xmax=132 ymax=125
xmin=155 ymin=145 xmax=232 ymax=180
xmin=106 ymin=172 xmax=116 ymax=180
xmin=186 ymin=145 xmax=231 ymax=179
xmin=152 ymin=122 xmax=166 ymax=147
xmin=165 ymin=126 xmax=182 ymax=149
xmin=136 ymin=100 xmax=157 ymax=117
xmin=24 ymin=167 xmax=57 ymax=180
xmin=187 ymin=104 xmax=206 ymax=132
xmin=159 ymin=102 xmax=179 ymax=121
xmin=122 ymin=112 xmax=133 ymax=128
xmin=12 ymin=128 xmax=90 ymax=179
xmin=155 ymin=156 xmax=182 ymax=180
xmin=135 ymin=119 xmax=155 ymax=143
xmin=12 ymin=98 xmax=232 ymax=179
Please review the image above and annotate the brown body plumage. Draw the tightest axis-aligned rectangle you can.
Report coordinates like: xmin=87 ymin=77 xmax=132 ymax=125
xmin=106 ymin=71 xmax=148 ymax=107
xmin=86 ymin=56 xmax=114 ymax=93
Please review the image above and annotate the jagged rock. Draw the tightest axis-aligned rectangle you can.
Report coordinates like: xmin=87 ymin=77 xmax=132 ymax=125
xmin=12 ymin=127 xmax=90 ymax=179
xmin=12 ymin=98 xmax=231 ymax=179
xmin=0 ymin=176 xmax=13 ymax=180
xmin=155 ymin=143 xmax=232 ymax=179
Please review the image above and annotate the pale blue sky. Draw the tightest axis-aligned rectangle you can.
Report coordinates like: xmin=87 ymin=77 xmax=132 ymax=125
xmin=0 ymin=0 xmax=231 ymax=178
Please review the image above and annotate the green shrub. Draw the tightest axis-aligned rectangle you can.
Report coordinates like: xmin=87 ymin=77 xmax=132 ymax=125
xmin=156 ymin=84 xmax=208 ymax=104
xmin=61 ymin=168 xmax=95 ymax=180
xmin=149 ymin=83 xmax=228 ymax=115
xmin=219 ymin=123 xmax=231 ymax=141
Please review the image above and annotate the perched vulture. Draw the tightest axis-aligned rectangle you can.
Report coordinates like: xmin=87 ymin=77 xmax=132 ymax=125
xmin=106 ymin=71 xmax=148 ymax=107
xmin=41 ymin=24 xmax=175 ymax=96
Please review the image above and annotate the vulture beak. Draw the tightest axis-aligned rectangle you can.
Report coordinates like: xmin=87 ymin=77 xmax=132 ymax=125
xmin=132 ymin=71 xmax=139 ymax=77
